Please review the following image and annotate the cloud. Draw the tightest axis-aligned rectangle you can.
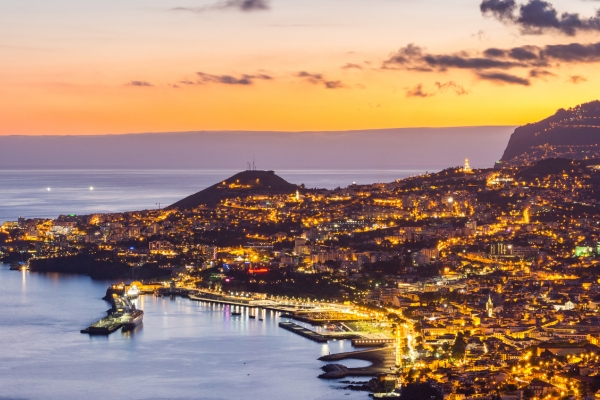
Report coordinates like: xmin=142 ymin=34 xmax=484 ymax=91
xmin=406 ymin=84 xmax=431 ymax=98
xmin=127 ymin=81 xmax=154 ymax=87
xmin=569 ymin=75 xmax=587 ymax=84
xmin=406 ymin=81 xmax=469 ymax=98
xmin=435 ymin=81 xmax=469 ymax=95
xmin=195 ymin=72 xmax=272 ymax=85
xmin=476 ymin=71 xmax=531 ymax=85
xmin=173 ymin=0 xmax=269 ymax=13
xmin=529 ymin=69 xmax=556 ymax=78
xmin=296 ymin=71 xmax=347 ymax=89
xmin=480 ymin=0 xmax=517 ymax=21
xmin=383 ymin=41 xmax=600 ymax=87
xmin=480 ymin=0 xmax=600 ymax=36
xmin=324 ymin=81 xmax=346 ymax=89
xmin=342 ymin=63 xmax=363 ymax=69
xmin=384 ymin=44 xmax=526 ymax=71
xmin=543 ymin=42 xmax=600 ymax=62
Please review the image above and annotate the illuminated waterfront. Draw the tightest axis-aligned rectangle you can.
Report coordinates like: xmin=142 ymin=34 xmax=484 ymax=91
xmin=0 ymin=263 xmax=368 ymax=400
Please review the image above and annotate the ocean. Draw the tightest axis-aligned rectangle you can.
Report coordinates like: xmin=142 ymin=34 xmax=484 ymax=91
xmin=0 ymin=169 xmax=429 ymax=223
xmin=0 ymin=264 xmax=370 ymax=400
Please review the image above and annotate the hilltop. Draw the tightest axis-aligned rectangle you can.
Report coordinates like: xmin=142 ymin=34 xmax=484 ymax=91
xmin=169 ymin=170 xmax=298 ymax=209
xmin=499 ymin=101 xmax=600 ymax=166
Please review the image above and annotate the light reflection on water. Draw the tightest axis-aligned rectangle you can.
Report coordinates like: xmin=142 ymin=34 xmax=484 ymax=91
xmin=0 ymin=264 xmax=368 ymax=400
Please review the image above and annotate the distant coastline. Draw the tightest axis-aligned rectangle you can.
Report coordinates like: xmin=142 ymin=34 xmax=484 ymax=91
xmin=0 ymin=127 xmax=513 ymax=170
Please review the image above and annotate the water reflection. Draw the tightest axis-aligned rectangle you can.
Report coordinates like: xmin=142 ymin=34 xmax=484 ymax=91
xmin=0 ymin=266 xmax=368 ymax=400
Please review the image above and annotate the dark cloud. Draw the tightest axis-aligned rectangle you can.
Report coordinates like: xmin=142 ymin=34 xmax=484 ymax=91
xmin=383 ymin=42 xmax=600 ymax=81
xmin=406 ymin=81 xmax=469 ymax=98
xmin=480 ymin=0 xmax=517 ymax=21
xmin=296 ymin=71 xmax=347 ymax=89
xmin=173 ymin=0 xmax=269 ymax=13
xmin=342 ymin=63 xmax=363 ymax=69
xmin=529 ymin=69 xmax=556 ymax=78
xmin=297 ymin=71 xmax=323 ymax=84
xmin=481 ymin=0 xmax=600 ymax=36
xmin=509 ymin=45 xmax=540 ymax=60
xmin=483 ymin=48 xmax=507 ymax=58
xmin=324 ymin=81 xmax=347 ymax=89
xmin=196 ymin=72 xmax=272 ymax=85
xmin=543 ymin=42 xmax=600 ymax=62
xmin=477 ymin=71 xmax=531 ymax=85
xmin=405 ymin=84 xmax=431 ymax=98
xmin=127 ymin=81 xmax=154 ymax=87
xmin=435 ymin=81 xmax=469 ymax=95
xmin=384 ymin=44 xmax=525 ymax=71
xmin=569 ymin=75 xmax=588 ymax=84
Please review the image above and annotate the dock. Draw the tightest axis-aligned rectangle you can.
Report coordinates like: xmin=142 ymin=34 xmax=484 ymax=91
xmin=278 ymin=322 xmax=329 ymax=343
xmin=80 ymin=315 xmax=123 ymax=335
xmin=318 ymin=348 xmax=397 ymax=378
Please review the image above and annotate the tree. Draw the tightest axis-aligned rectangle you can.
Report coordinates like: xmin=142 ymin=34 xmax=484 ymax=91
xmin=451 ymin=331 xmax=467 ymax=360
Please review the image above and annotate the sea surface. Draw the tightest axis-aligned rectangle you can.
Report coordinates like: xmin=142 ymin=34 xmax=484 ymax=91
xmin=0 ymin=263 xmax=372 ymax=400
xmin=0 ymin=169 xmax=430 ymax=223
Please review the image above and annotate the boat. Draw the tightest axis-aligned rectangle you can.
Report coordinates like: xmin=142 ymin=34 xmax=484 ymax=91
xmin=373 ymin=393 xmax=400 ymax=398
xmin=121 ymin=309 xmax=144 ymax=330
xmin=126 ymin=284 xmax=140 ymax=299
xmin=81 ymin=315 xmax=123 ymax=335
xmin=113 ymin=294 xmax=144 ymax=330
xmin=9 ymin=262 xmax=28 ymax=271
xmin=231 ymin=312 xmax=242 ymax=316
xmin=259 ymin=318 xmax=264 ymax=321
xmin=249 ymin=315 xmax=256 ymax=319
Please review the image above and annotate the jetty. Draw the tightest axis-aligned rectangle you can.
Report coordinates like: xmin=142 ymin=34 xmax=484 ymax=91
xmin=278 ymin=322 xmax=329 ymax=343
xmin=80 ymin=315 xmax=123 ymax=335
xmin=318 ymin=347 xmax=396 ymax=379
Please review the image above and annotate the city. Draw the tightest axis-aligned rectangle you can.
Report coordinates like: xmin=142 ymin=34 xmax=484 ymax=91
xmin=4 ymin=154 xmax=600 ymax=399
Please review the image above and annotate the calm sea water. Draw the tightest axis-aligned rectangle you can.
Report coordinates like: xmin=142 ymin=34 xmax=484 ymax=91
xmin=0 ymin=263 xmax=373 ymax=400
xmin=0 ymin=169 xmax=429 ymax=223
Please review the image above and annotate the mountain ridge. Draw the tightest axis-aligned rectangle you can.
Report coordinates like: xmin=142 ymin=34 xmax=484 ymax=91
xmin=500 ymin=101 xmax=600 ymax=165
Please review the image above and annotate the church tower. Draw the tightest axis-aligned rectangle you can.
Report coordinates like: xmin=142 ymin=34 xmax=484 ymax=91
xmin=486 ymin=295 xmax=494 ymax=318
xmin=464 ymin=158 xmax=472 ymax=173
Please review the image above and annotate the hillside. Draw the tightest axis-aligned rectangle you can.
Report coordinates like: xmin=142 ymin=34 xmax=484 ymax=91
xmin=500 ymin=101 xmax=600 ymax=166
xmin=169 ymin=170 xmax=298 ymax=209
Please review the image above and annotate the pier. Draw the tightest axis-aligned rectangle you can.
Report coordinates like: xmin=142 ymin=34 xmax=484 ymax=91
xmin=318 ymin=347 xmax=397 ymax=379
xmin=278 ymin=322 xmax=329 ymax=343
xmin=80 ymin=315 xmax=122 ymax=335
xmin=351 ymin=338 xmax=396 ymax=347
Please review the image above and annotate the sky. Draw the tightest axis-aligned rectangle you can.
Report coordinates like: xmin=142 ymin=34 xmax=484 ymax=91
xmin=1 ymin=0 xmax=600 ymax=135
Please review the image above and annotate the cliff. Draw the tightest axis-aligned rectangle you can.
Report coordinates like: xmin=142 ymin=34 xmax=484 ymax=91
xmin=500 ymin=101 xmax=600 ymax=165
xmin=169 ymin=170 xmax=298 ymax=210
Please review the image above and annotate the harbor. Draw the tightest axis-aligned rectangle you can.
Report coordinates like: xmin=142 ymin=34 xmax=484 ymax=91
xmin=81 ymin=291 xmax=144 ymax=335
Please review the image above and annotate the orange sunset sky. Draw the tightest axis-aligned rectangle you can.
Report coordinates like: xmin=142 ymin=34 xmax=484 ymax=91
xmin=2 ymin=0 xmax=600 ymax=135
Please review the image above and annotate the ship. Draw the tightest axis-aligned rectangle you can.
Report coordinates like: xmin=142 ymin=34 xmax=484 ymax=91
xmin=121 ymin=309 xmax=144 ymax=331
xmin=81 ymin=293 xmax=144 ymax=335
xmin=113 ymin=294 xmax=144 ymax=331
xmin=9 ymin=261 xmax=28 ymax=271
xmin=126 ymin=284 xmax=140 ymax=299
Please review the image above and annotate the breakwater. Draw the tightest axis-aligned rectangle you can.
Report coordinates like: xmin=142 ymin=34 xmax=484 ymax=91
xmin=278 ymin=322 xmax=329 ymax=343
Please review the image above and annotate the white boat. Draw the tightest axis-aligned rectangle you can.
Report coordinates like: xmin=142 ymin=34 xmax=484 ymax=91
xmin=127 ymin=285 xmax=140 ymax=299
xmin=121 ymin=309 xmax=144 ymax=330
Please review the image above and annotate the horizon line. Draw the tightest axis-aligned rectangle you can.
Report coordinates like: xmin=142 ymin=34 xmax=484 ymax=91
xmin=0 ymin=125 xmax=517 ymax=138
